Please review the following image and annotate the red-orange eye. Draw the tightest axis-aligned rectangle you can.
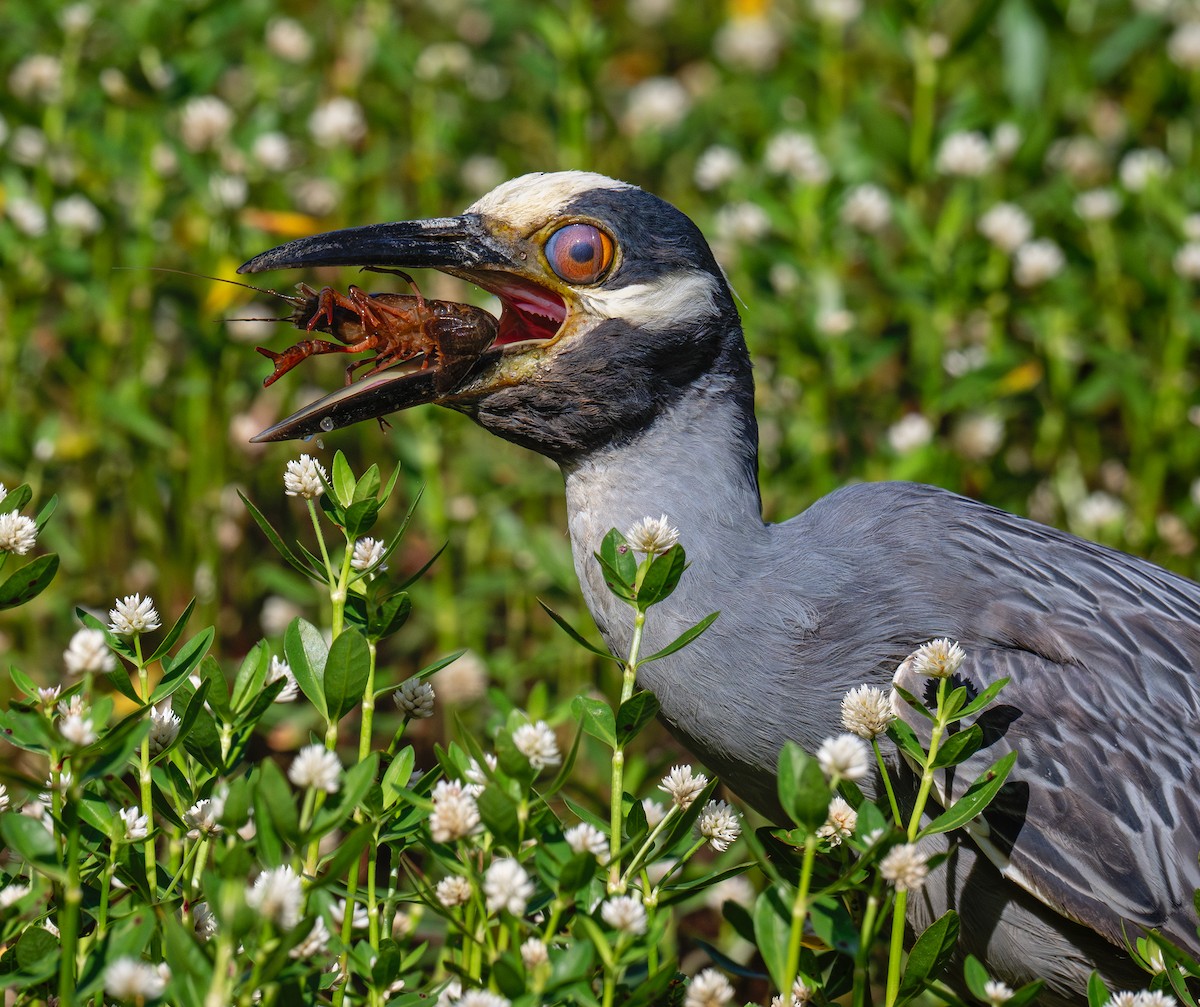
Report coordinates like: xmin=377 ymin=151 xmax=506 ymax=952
xmin=545 ymin=223 xmax=614 ymax=285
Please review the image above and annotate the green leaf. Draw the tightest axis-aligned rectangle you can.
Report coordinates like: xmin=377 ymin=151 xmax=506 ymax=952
xmin=557 ymin=852 xmax=597 ymax=894
xmin=147 ymin=597 xmax=197 ymax=664
xmin=353 ymin=463 xmax=382 ymax=504
xmin=323 ymin=628 xmax=371 ymax=723
xmin=572 ymin=695 xmax=617 ymax=748
xmin=284 ymin=618 xmax=329 ymax=718
xmin=382 ymin=746 xmax=416 ymax=809
xmin=963 ymin=955 xmax=991 ymax=1000
xmin=892 ymin=683 xmax=934 ymax=719
xmin=478 ymin=786 xmax=521 ymax=847
xmin=539 ymin=601 xmax=619 ymax=661
xmin=920 ymin=750 xmax=1018 ymax=837
xmin=931 ymin=724 xmax=984 ymax=769
xmin=615 ymin=691 xmax=660 ymax=744
xmin=9 ymin=664 xmax=38 ymax=698
xmin=0 ymin=484 xmax=32 ymax=514
xmin=14 ymin=926 xmax=58 ymax=979
xmin=1087 ymin=972 xmax=1111 ymax=1007
xmin=313 ymin=822 xmax=372 ymax=887
xmin=313 ymin=754 xmax=378 ymax=835
xmin=33 ymin=494 xmax=57 ymax=533
xmin=239 ymin=491 xmax=322 ymax=580
xmin=955 ymin=678 xmax=1010 ymax=720
xmin=599 ymin=528 xmax=637 ymax=589
xmin=593 ymin=550 xmax=635 ymax=603
xmin=332 ymin=450 xmax=356 ymax=506
xmin=753 ymin=884 xmax=793 ymax=992
xmin=343 ymin=498 xmax=381 ymax=538
xmin=636 ymin=545 xmax=687 ymax=609
xmin=0 ymin=554 xmax=59 ymax=610
xmin=150 ymin=627 xmax=214 ymax=703
xmin=776 ymin=742 xmax=831 ymax=834
xmin=1 ymin=812 xmax=65 ymax=880
xmin=369 ymin=592 xmax=411 ymax=642
xmin=808 ymin=895 xmax=859 ymax=955
xmin=1008 ymin=981 xmax=1046 ymax=1007
xmin=897 ymin=910 xmax=959 ymax=1002
xmin=493 ymin=954 xmax=526 ymax=999
xmin=887 ymin=718 xmax=928 ymax=765
xmin=640 ymin=610 xmax=719 ymax=664
xmin=255 ymin=759 xmax=300 ymax=848
xmin=231 ymin=640 xmax=271 ymax=712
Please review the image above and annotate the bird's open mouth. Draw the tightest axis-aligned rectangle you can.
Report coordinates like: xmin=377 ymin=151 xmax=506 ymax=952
xmin=478 ymin=273 xmax=567 ymax=347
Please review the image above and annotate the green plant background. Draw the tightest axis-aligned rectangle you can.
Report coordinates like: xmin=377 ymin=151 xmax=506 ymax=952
xmin=3 ymin=0 xmax=1199 ymax=745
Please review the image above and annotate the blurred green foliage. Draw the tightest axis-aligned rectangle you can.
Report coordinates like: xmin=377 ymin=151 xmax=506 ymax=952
xmin=2 ymin=0 xmax=1200 ymax=723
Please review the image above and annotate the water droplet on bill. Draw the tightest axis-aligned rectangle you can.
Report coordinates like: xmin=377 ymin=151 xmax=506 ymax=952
xmin=320 ymin=417 xmax=335 ymax=432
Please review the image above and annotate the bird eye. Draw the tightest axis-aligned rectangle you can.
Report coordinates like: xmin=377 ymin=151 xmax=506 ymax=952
xmin=545 ymin=223 xmax=614 ymax=285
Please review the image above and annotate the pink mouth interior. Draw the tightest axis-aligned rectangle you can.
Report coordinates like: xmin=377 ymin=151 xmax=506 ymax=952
xmin=482 ymin=274 xmax=567 ymax=346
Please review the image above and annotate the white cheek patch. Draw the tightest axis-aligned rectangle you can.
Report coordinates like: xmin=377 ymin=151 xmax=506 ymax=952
xmin=578 ymin=271 xmax=723 ymax=331
xmin=468 ymin=172 xmax=632 ymax=231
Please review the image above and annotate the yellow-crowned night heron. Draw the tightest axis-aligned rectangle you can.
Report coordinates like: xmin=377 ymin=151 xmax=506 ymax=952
xmin=241 ymin=172 xmax=1200 ymax=1003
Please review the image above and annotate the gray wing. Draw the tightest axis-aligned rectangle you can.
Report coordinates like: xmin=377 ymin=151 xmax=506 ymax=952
xmin=829 ymin=484 xmax=1200 ymax=952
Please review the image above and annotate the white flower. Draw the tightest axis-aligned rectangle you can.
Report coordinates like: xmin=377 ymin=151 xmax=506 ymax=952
xmin=38 ymin=685 xmax=60 ymax=706
xmin=193 ymin=902 xmax=218 ymax=939
xmin=992 ymin=122 xmax=1022 ymax=161
xmin=909 ymin=638 xmax=966 ymax=678
xmin=816 ymin=308 xmax=854 ymax=337
xmin=149 ymin=703 xmax=181 ymax=756
xmin=268 ymin=656 xmax=299 ymax=703
xmin=120 ymin=806 xmax=150 ymax=841
xmin=308 ymin=97 xmax=367 ymax=148
xmin=626 ymin=514 xmax=680 ymax=555
xmin=6 ymin=196 xmax=46 ymax=237
xmin=1134 ymin=993 xmax=1177 ymax=1007
xmin=520 ymin=936 xmax=549 ymax=969
xmin=414 ymin=42 xmax=473 ymax=81
xmin=1047 ymin=135 xmax=1107 ymax=184
xmin=1013 ymin=239 xmax=1065 ymax=287
xmin=59 ymin=712 xmax=97 ymax=747
xmin=464 ymin=753 xmax=498 ymax=797
xmin=1073 ymin=491 xmax=1126 ymax=530
xmin=696 ymin=799 xmax=741 ymax=852
xmin=978 ymin=203 xmax=1032 ymax=253
xmin=455 ymin=993 xmax=510 ymax=1007
xmin=1169 ymin=22 xmax=1200 ymax=70
xmin=266 ymin=17 xmax=313 ymax=62
xmin=330 ymin=897 xmax=369 ymax=931
xmin=772 ymin=977 xmax=814 ymax=1006
xmin=714 ymin=16 xmax=781 ymax=71
xmin=9 ymin=55 xmax=63 ymax=103
xmin=109 ymin=594 xmax=161 ymax=635
xmin=430 ymin=779 xmax=481 ymax=843
xmin=184 ymin=795 xmax=225 ymax=838
xmin=289 ymin=915 xmax=331 ymax=959
xmin=564 ymin=822 xmax=610 ymax=860
xmin=179 ymin=95 xmax=234 ymax=152
xmin=460 ymin=154 xmax=505 ymax=194
xmin=984 ymin=980 xmax=1014 ymax=1006
xmin=206 ymin=174 xmax=246 ymax=212
xmin=887 ymin=413 xmax=933 ymax=454
xmin=0 ymin=783 xmax=8 ymax=813
xmin=714 ymin=201 xmax=771 ymax=243
xmin=292 ymin=177 xmax=339 ymax=216
xmin=622 ymin=77 xmax=691 ymax=135
xmin=840 ymin=684 xmax=894 ymax=739
xmin=628 ymin=0 xmax=675 ymax=25
xmin=1174 ymin=242 xmax=1200 ymax=280
xmin=642 ymin=798 xmax=667 ymax=827
xmin=433 ymin=650 xmax=488 ymax=704
xmin=817 ymin=796 xmax=857 ymax=846
xmin=810 ymin=0 xmax=862 ymax=25
xmin=247 ymin=865 xmax=304 ymax=929
xmin=9 ymin=127 xmax=47 ymax=168
xmin=60 ymin=4 xmax=94 ymax=33
xmin=394 ymin=677 xmax=435 ymax=719
xmin=659 ymin=765 xmax=708 ymax=809
xmin=1074 ymin=189 xmax=1121 ymax=222
xmin=53 ymin=195 xmax=103 ymax=235
xmin=289 ymin=744 xmax=342 ymax=793
xmin=694 ymin=146 xmax=742 ymax=190
xmin=0 ymin=512 xmax=38 ymax=555
xmin=105 ymin=957 xmax=168 ymax=1001
xmin=513 ymin=720 xmax=561 ymax=771
xmin=935 ymin=131 xmax=993 ymax=177
xmin=284 ymin=455 xmax=327 ymax=499
xmin=1185 ymin=213 xmax=1200 ymax=241
xmin=601 ymin=894 xmax=647 ymax=934
xmin=685 ymin=968 xmax=735 ymax=1007
xmin=64 ymin=628 xmax=116 ymax=676
xmin=0 ymin=881 xmax=29 ymax=908
xmin=0 ymin=484 xmax=6 ymax=505
xmin=483 ymin=858 xmax=533 ymax=915
xmin=840 ymin=183 xmax=891 ymax=232
xmin=953 ymin=413 xmax=1005 ymax=461
xmin=351 ymin=536 xmax=386 ymax=571
xmin=765 ymin=131 xmax=830 ymax=185
xmin=436 ymin=875 xmax=473 ymax=907
xmin=880 ymin=843 xmax=929 ymax=892
xmin=252 ymin=132 xmax=292 ymax=171
xmin=815 ymin=734 xmax=870 ymax=782
xmin=1119 ymin=148 xmax=1171 ymax=191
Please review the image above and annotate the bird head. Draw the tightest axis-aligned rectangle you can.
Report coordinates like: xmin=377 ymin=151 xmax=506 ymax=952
xmin=240 ymin=171 xmax=753 ymax=463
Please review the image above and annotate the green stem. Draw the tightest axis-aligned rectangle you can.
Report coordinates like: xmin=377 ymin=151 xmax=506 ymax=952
xmin=135 ymin=635 xmax=157 ymax=898
xmin=907 ymin=678 xmax=949 ymax=841
xmin=853 ymin=892 xmax=882 ymax=1007
xmin=58 ymin=798 xmax=81 ymax=1007
xmin=873 ymin=739 xmax=903 ymax=825
xmin=307 ymin=498 xmax=334 ymax=582
xmin=885 ymin=889 xmax=909 ymax=1007
xmin=781 ymin=835 xmax=818 ymax=1002
xmin=608 ymin=607 xmax=645 ymax=892
xmin=359 ymin=640 xmax=377 ymax=763
xmin=330 ymin=534 xmax=354 ymax=640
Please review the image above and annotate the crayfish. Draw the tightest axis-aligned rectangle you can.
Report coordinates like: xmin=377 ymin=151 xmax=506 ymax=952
xmin=254 ymin=269 xmax=497 ymax=394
